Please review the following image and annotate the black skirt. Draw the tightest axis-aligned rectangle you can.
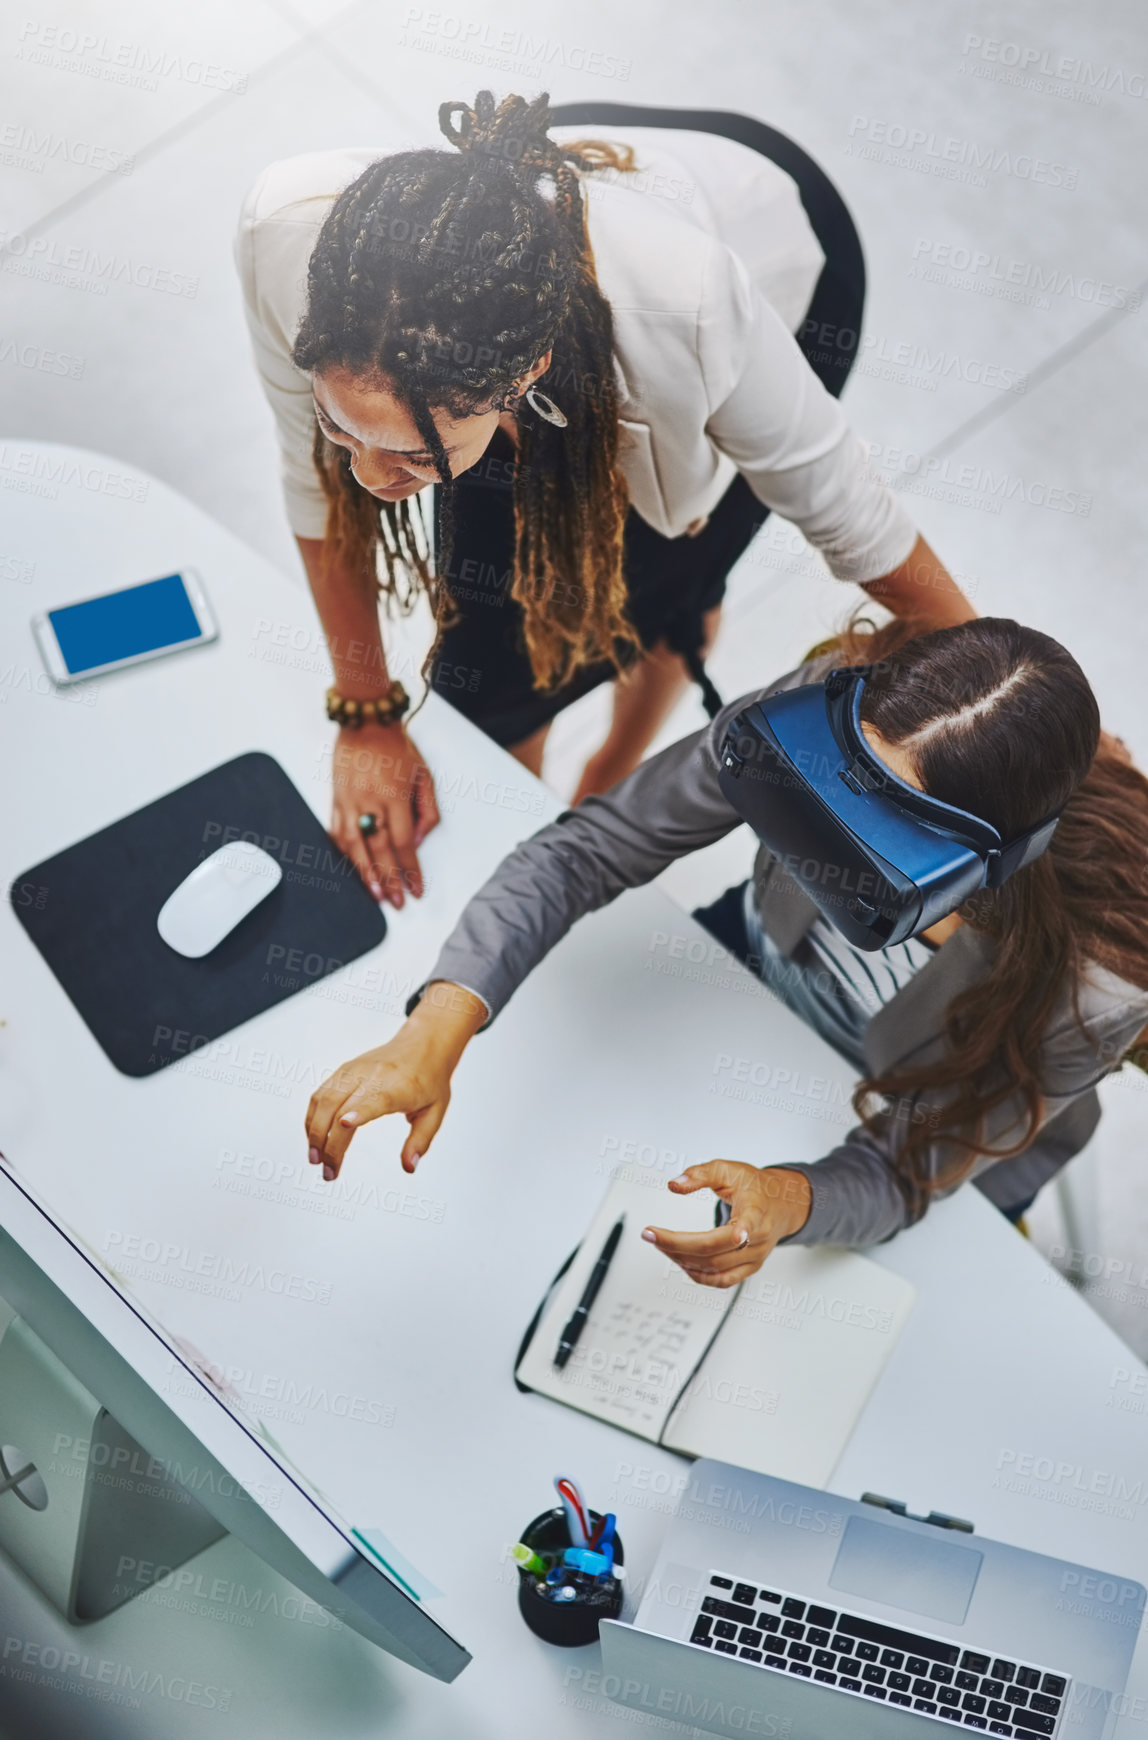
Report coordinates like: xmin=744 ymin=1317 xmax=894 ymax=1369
xmin=427 ymin=430 xmax=774 ymax=746
xmin=427 ymin=114 xmax=864 ymax=749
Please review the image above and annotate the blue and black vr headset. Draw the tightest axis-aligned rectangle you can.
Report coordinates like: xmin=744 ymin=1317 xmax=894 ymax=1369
xmin=717 ymin=666 xmax=1061 ymax=952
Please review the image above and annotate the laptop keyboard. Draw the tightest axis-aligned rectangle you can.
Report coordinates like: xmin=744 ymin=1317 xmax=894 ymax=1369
xmin=689 ymin=1571 xmax=1070 ymax=1736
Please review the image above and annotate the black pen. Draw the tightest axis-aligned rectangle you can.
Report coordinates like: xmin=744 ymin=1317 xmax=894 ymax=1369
xmin=554 ymin=1216 xmax=625 ymax=1369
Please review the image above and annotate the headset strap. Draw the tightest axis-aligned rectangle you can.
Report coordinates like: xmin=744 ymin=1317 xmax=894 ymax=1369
xmin=984 ymin=814 xmax=1061 ymax=887
xmin=827 ymin=667 xmax=1063 ymax=885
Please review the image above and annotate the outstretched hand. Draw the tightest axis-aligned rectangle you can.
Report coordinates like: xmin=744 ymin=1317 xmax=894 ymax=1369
xmin=641 ymin=1160 xmax=812 ymax=1288
xmin=304 ymin=982 xmax=487 ymax=1181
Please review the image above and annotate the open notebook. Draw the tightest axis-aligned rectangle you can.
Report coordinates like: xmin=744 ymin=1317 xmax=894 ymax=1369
xmin=516 ymin=1168 xmax=915 ymax=1485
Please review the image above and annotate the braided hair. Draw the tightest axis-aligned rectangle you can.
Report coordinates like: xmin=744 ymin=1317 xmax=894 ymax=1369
xmin=292 ymin=90 xmax=639 ymax=697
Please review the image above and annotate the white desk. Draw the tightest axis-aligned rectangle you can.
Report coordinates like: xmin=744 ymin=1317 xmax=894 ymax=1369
xmin=1 ymin=444 xmax=1146 ymax=1740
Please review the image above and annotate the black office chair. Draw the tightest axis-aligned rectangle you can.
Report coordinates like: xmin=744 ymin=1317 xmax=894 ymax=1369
xmin=549 ymin=103 xmax=867 ymax=718
xmin=550 ymin=101 xmax=866 ymax=398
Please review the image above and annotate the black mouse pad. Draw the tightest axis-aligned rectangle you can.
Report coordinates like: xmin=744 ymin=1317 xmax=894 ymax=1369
xmin=10 ymin=752 xmax=386 ymax=1077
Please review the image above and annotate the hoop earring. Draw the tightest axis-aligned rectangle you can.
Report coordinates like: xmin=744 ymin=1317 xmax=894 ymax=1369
xmin=524 ymin=385 xmax=568 ymax=428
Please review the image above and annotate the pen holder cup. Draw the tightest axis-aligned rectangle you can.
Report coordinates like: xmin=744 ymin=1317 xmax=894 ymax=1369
xmin=516 ymin=1507 xmax=625 ymax=1647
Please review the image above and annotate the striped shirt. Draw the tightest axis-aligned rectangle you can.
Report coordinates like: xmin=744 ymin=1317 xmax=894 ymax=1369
xmin=803 ymin=912 xmax=937 ymax=1020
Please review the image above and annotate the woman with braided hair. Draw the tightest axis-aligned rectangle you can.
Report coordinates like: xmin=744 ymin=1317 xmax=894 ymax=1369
xmin=236 ymin=91 xmax=974 ymax=906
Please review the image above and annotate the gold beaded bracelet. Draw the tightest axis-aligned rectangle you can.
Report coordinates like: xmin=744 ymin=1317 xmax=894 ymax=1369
xmin=325 ymin=682 xmax=410 ymax=728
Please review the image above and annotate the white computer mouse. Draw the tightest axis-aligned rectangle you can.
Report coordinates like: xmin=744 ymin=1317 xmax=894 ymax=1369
xmin=156 ymin=840 xmax=283 ymax=958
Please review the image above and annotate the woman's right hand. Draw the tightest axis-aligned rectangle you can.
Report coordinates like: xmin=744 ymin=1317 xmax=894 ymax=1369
xmin=304 ymin=982 xmax=487 ymax=1181
xmin=330 ymin=721 xmax=440 ymax=907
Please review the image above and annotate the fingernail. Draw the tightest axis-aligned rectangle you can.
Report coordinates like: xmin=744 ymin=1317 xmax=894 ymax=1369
xmin=322 ymin=1164 xmax=334 ymax=1181
xmin=340 ymin=1111 xmax=358 ymax=1126
xmin=738 ymin=1228 xmax=749 ymax=1246
xmin=641 ymin=1228 xmax=657 ymax=1244
xmin=370 ymin=883 xmax=383 ymax=899
xmin=669 ymin=1172 xmax=691 ymax=1185
xmin=308 ymin=1147 xmax=320 ymax=1165
xmin=408 ymin=1151 xmax=420 ymax=1171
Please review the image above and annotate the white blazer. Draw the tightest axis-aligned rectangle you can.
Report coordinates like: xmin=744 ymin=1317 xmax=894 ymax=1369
xmin=234 ymin=125 xmax=917 ymax=582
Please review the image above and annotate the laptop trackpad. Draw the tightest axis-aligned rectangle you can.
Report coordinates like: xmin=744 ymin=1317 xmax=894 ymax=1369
xmin=829 ymin=1515 xmax=984 ymax=1625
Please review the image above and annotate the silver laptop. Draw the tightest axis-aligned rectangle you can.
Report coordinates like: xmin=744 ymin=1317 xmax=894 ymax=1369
xmin=600 ymin=1460 xmax=1143 ymax=1740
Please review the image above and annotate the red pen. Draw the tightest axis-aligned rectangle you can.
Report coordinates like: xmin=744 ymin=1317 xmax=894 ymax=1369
xmin=554 ymin=1475 xmax=591 ymax=1549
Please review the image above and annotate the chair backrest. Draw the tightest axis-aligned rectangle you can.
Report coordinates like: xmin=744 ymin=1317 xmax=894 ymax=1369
xmin=549 ymin=101 xmax=865 ymax=308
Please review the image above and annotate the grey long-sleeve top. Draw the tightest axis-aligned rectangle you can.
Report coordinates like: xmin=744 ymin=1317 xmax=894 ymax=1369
xmin=419 ymin=660 xmax=1148 ymax=1247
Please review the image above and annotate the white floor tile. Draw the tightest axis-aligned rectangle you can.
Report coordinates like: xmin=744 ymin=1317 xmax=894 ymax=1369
xmin=1027 ymin=1071 xmax=1148 ymax=1361
xmin=0 ymin=2 xmax=303 ymax=232
xmin=268 ymin=0 xmax=366 ymax=30
xmin=571 ymin=0 xmax=1148 ymax=456
xmin=862 ymin=305 xmax=1148 ymax=761
xmin=0 ymin=45 xmax=414 ymax=584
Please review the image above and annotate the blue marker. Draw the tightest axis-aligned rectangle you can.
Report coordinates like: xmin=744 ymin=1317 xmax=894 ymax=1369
xmin=563 ymin=1546 xmax=612 ymax=1578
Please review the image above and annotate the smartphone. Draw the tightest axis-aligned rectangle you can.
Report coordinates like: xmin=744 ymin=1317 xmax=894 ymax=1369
xmin=32 ymin=570 xmax=218 ymax=686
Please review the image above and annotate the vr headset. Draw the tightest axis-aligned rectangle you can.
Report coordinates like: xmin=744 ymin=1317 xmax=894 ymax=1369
xmin=717 ymin=666 xmax=1061 ymax=951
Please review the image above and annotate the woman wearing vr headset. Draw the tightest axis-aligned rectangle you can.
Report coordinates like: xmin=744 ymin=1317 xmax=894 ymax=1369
xmin=303 ymin=614 xmax=1148 ymax=1287
xmin=236 ymin=90 xmax=973 ymax=908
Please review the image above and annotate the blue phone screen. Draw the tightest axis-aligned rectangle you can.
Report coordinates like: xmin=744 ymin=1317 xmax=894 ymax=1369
xmin=48 ymin=573 xmax=202 ymax=674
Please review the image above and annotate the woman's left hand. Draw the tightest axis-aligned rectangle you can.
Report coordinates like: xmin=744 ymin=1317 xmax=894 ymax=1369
xmin=641 ymin=1161 xmax=813 ymax=1287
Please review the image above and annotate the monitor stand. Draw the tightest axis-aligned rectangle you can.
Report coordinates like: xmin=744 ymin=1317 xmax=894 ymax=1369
xmin=0 ymin=1312 xmax=225 ymax=1622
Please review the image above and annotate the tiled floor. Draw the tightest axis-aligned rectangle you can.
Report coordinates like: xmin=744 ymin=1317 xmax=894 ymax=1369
xmin=2 ymin=0 xmax=1146 ymax=1347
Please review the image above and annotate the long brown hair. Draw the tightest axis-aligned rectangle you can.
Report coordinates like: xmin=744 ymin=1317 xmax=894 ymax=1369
xmin=827 ymin=613 xmax=1148 ymax=1213
xmin=291 ymin=89 xmax=639 ymax=698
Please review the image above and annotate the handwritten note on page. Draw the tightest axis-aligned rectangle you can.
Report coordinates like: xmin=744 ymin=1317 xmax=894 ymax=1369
xmin=516 ymin=1168 xmax=737 ymax=1438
